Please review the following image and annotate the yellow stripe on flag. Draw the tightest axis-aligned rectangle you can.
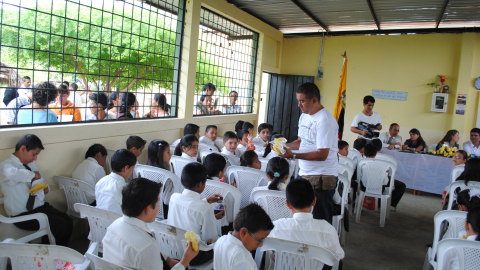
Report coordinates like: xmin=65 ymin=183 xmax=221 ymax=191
xmin=334 ymin=53 xmax=347 ymax=121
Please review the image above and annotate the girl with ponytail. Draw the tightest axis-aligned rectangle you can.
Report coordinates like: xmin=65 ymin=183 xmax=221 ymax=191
xmin=146 ymin=139 xmax=172 ymax=171
xmin=174 ymin=134 xmax=199 ymax=161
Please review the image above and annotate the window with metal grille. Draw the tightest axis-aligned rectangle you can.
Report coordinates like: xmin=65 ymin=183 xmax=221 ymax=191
xmin=0 ymin=0 xmax=184 ymax=127
xmin=194 ymin=7 xmax=258 ymax=116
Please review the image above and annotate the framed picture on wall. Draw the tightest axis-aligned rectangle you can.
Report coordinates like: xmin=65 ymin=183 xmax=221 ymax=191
xmin=431 ymin=93 xmax=449 ymax=113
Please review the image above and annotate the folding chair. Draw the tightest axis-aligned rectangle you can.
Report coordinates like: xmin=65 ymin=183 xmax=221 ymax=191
xmin=254 ymin=237 xmax=339 ymax=270
xmin=436 ymin=239 xmax=480 ymax=270
xmin=227 ymin=166 xmax=268 ymax=208
xmin=251 ymin=190 xmax=292 ymax=222
xmin=85 ymin=252 xmax=133 ymax=270
xmin=451 ymin=164 xmax=465 ymax=183
xmin=136 ymin=164 xmax=181 ymax=220
xmin=333 ymin=174 xmax=350 ymax=246
xmin=53 ymin=176 xmax=95 ymax=218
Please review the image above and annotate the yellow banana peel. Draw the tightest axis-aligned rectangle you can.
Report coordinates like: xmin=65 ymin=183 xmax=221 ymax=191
xmin=29 ymin=182 xmax=48 ymax=195
xmin=273 ymin=138 xmax=288 ymax=155
xmin=184 ymin=230 xmax=199 ymax=251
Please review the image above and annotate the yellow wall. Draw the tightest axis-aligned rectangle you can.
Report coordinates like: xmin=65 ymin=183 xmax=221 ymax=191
xmin=280 ymin=33 xmax=480 ymax=146
xmin=0 ymin=0 xmax=284 ymax=215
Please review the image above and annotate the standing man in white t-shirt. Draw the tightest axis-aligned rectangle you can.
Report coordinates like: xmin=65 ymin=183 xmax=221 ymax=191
xmin=281 ymin=83 xmax=338 ymax=224
xmin=350 ymin=95 xmax=382 ymax=139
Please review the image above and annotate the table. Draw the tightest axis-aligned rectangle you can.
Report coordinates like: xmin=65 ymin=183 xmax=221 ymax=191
xmin=380 ymin=149 xmax=454 ymax=195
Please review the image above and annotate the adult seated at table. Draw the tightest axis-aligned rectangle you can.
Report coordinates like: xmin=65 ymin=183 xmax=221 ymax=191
xmin=350 ymin=95 xmax=382 ymax=139
xmin=463 ymin=128 xmax=480 ymax=157
xmin=436 ymin=129 xmax=460 ymax=150
xmin=379 ymin=123 xmax=402 ymax=150
xmin=402 ymin=128 xmax=426 ymax=152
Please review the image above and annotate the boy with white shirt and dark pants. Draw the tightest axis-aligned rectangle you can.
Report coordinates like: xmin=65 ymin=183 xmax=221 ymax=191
xmin=350 ymin=95 xmax=382 ymax=139
xmin=95 ymin=149 xmax=136 ymax=214
xmin=102 ymin=177 xmax=198 ymax=270
xmin=72 ymin=143 xmax=107 ymax=205
xmin=168 ymin=162 xmax=224 ymax=265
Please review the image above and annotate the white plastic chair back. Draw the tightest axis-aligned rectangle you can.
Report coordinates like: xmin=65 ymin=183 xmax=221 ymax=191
xmin=254 ymin=237 xmax=339 ymax=270
xmin=347 ymin=149 xmax=362 ymax=166
xmin=104 ymin=149 xmax=116 ymax=175
xmin=251 ymin=190 xmax=292 ymax=222
xmin=337 ymin=164 xmax=353 ymax=182
xmin=198 ymin=143 xmax=219 ymax=154
xmin=171 ymin=138 xmax=181 ymax=147
xmin=374 ymin=153 xmax=398 ymax=169
xmin=424 ymin=210 xmax=467 ymax=269
xmin=451 ymin=164 xmax=465 ymax=183
xmin=200 ymin=149 xmax=215 ymax=163
xmin=227 ymin=166 xmax=268 ymax=208
xmin=436 ymin=238 xmax=480 ymax=270
xmin=148 ymin=221 xmax=214 ymax=270
xmin=86 ymin=252 xmax=133 ymax=270
xmin=0 ymin=242 xmax=90 ymax=270
xmin=53 ymin=176 xmax=94 ymax=218
xmin=214 ymin=138 xmax=224 ymax=149
xmin=135 ymin=165 xmax=181 ymax=219
xmin=339 ymin=155 xmax=355 ymax=171
xmin=428 ymin=144 xmax=437 ymax=152
xmin=258 ymin=157 xmax=269 ymax=172
xmin=447 ymin=181 xmax=480 ymax=210
xmin=333 ymin=175 xmax=350 ymax=228
xmin=169 ymin=155 xmax=198 ymax=179
xmin=74 ymin=203 xmax=121 ymax=252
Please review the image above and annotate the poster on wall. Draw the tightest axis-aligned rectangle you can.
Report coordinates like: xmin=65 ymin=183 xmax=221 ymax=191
xmin=455 ymin=94 xmax=467 ymax=115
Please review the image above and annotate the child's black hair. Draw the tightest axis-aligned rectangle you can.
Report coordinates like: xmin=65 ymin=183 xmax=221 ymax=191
xmin=118 ymin=92 xmax=136 ymax=115
xmin=364 ymin=144 xmax=377 ymax=158
xmin=184 ymin=123 xmax=200 ymax=136
xmin=181 ymin=162 xmax=208 ymax=189
xmin=126 ymin=135 xmax=147 ymax=150
xmin=32 ymin=82 xmax=58 ymax=106
xmin=85 ymin=143 xmax=107 ymax=159
xmin=205 ymin=125 xmax=217 ymax=133
xmin=203 ymin=153 xmax=226 ymax=178
xmin=146 ymin=139 xmax=170 ymax=170
xmin=89 ymin=92 xmax=109 ymax=109
xmin=240 ymin=150 xmax=258 ymax=167
xmin=371 ymin=139 xmax=382 ymax=152
xmin=223 ymin=131 xmax=237 ymax=142
xmin=111 ymin=149 xmax=137 ymax=173
xmin=242 ymin=121 xmax=254 ymax=131
xmin=233 ymin=203 xmax=274 ymax=233
xmin=456 ymin=150 xmax=469 ymax=161
xmin=286 ymin=178 xmax=315 ymax=209
xmin=457 ymin=158 xmax=480 ymax=185
xmin=338 ymin=140 xmax=349 ymax=150
xmin=107 ymin=92 xmax=119 ymax=110
xmin=353 ymin=138 xmax=367 ymax=151
xmin=235 ymin=120 xmax=245 ymax=133
xmin=266 ymin=157 xmax=290 ymax=190
xmin=466 ymin=206 xmax=480 ymax=241
xmin=237 ymin=129 xmax=249 ymax=141
xmin=263 ymin=132 xmax=282 ymax=158
xmin=455 ymin=188 xmax=480 ymax=210
xmin=121 ymin=177 xmax=162 ymax=217
xmin=15 ymin=134 xmax=45 ymax=152
xmin=174 ymin=134 xmax=198 ymax=156
xmin=257 ymin=123 xmax=270 ymax=133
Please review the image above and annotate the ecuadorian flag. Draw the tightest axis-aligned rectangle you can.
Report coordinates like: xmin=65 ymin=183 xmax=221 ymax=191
xmin=333 ymin=52 xmax=347 ymax=140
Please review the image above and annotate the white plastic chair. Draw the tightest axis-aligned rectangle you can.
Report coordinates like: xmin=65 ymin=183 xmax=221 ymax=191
xmin=169 ymin=155 xmax=198 ymax=179
xmin=227 ymin=166 xmax=268 ymax=208
xmin=355 ymin=159 xmax=396 ymax=227
xmin=214 ymin=138 xmax=224 ymax=149
xmin=347 ymin=149 xmax=362 ymax=166
xmin=436 ymin=238 xmax=480 ymax=270
xmin=86 ymin=252 xmax=133 ymax=270
xmin=258 ymin=157 xmax=269 ymax=172
xmin=447 ymin=181 xmax=480 ymax=210
xmin=451 ymin=164 xmax=465 ymax=183
xmin=251 ymin=190 xmax=292 ymax=222
xmin=104 ymin=149 xmax=116 ymax=175
xmin=148 ymin=220 xmax=214 ymax=270
xmin=198 ymin=142 xmax=219 ymax=154
xmin=333 ymin=174 xmax=350 ymax=246
xmin=74 ymin=203 xmax=122 ymax=252
xmin=254 ymin=237 xmax=339 ymax=270
xmin=0 ymin=242 xmax=90 ymax=270
xmin=135 ymin=164 xmax=181 ymax=220
xmin=339 ymin=155 xmax=355 ymax=171
xmin=171 ymin=138 xmax=181 ymax=147
xmin=428 ymin=144 xmax=437 ymax=152
xmin=338 ymin=162 xmax=354 ymax=216
xmin=423 ymin=210 xmax=467 ymax=270
xmin=374 ymin=153 xmax=398 ymax=169
xmin=53 ymin=176 xmax=95 ymax=218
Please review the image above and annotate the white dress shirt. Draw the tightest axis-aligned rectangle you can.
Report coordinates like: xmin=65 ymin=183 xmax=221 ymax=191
xmin=221 ymin=103 xmax=242 ymax=114
xmin=236 ymin=143 xmax=247 ymax=155
xmin=253 ymin=135 xmax=267 ymax=149
xmin=181 ymin=152 xmax=198 ymax=162
xmin=167 ymin=189 xmax=218 ymax=243
xmin=0 ymin=154 xmax=47 ymax=216
xmin=95 ymin=172 xmax=127 ymax=214
xmin=72 ymin=157 xmax=106 ymax=204
xmin=214 ymin=233 xmax=257 ymax=270
xmin=221 ymin=147 xmax=241 ymax=165
xmin=269 ymin=212 xmax=345 ymax=269
xmin=6 ymin=94 xmax=31 ymax=124
xmin=463 ymin=141 xmax=480 ymax=156
xmin=103 ymin=216 xmax=184 ymax=270
xmin=379 ymin=132 xmax=402 ymax=148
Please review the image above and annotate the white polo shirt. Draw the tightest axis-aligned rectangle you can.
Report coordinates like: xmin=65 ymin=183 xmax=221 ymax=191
xmin=214 ymin=233 xmax=257 ymax=270
xmin=72 ymin=157 xmax=106 ymax=204
xmin=463 ymin=141 xmax=480 ymax=156
xmin=95 ymin=172 xmax=127 ymax=214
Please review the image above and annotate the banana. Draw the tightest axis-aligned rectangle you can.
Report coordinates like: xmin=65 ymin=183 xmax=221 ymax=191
xmin=29 ymin=182 xmax=48 ymax=195
xmin=184 ymin=230 xmax=199 ymax=251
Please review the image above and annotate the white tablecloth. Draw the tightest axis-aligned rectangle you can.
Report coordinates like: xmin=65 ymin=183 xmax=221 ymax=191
xmin=380 ymin=149 xmax=454 ymax=195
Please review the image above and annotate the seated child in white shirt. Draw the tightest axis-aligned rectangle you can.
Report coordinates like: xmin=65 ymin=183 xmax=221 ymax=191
xmin=103 ymin=178 xmax=198 ymax=270
xmin=268 ymin=179 xmax=345 ymax=269
xmin=253 ymin=123 xmax=271 ymax=149
xmin=72 ymin=143 xmax=107 ymax=205
xmin=240 ymin=150 xmax=262 ymax=170
xmin=236 ymin=129 xmax=249 ymax=154
xmin=0 ymin=134 xmax=73 ymax=246
xmin=351 ymin=138 xmax=367 ymax=202
xmin=448 ymin=206 xmax=480 ymax=270
xmin=174 ymin=134 xmax=199 ymax=162
xmin=168 ymin=162 xmax=224 ymax=266
xmin=443 ymin=189 xmax=480 ymax=239
xmin=126 ymin=135 xmax=146 ymax=181
xmin=338 ymin=140 xmax=349 ymax=157
xmin=200 ymin=125 xmax=221 ymax=151
xmin=214 ymin=203 xmax=274 ymax=270
xmin=96 ymin=149 xmax=136 ymax=214
xmin=251 ymin=157 xmax=289 ymax=202
xmin=221 ymin=131 xmax=241 ymax=164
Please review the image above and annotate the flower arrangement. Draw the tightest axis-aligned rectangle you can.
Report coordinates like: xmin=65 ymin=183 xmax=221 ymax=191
xmin=427 ymin=75 xmax=449 ymax=93
xmin=428 ymin=145 xmax=472 ymax=158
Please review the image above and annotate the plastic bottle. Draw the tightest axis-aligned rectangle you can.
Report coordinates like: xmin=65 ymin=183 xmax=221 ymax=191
xmin=247 ymin=137 xmax=255 ymax=150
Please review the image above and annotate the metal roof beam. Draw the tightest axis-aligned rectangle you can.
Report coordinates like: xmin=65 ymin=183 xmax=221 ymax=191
xmin=366 ymin=0 xmax=380 ymax=30
xmin=437 ymin=0 xmax=450 ymax=28
xmin=283 ymin=27 xmax=480 ymax=37
xmin=290 ymin=0 xmax=328 ymax=32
